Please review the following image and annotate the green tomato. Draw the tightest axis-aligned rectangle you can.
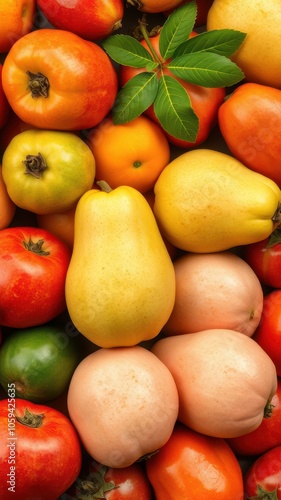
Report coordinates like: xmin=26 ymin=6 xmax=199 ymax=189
xmin=1 ymin=129 xmax=96 ymax=214
xmin=0 ymin=324 xmax=80 ymax=403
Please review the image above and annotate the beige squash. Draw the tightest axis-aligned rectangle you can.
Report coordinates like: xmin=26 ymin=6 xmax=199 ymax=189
xmin=151 ymin=329 xmax=278 ymax=438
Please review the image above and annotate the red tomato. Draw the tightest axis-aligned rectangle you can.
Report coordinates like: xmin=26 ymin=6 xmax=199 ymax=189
xmin=118 ymin=32 xmax=226 ymax=149
xmin=244 ymin=445 xmax=281 ymax=499
xmin=243 ymin=229 xmax=281 ymax=289
xmin=0 ymin=64 xmax=10 ymax=130
xmin=228 ymin=377 xmax=281 ymax=456
xmin=145 ymin=422 xmax=244 ymax=499
xmin=0 ymin=398 xmax=82 ymax=499
xmin=252 ymin=290 xmax=281 ymax=376
xmin=65 ymin=457 xmax=153 ymax=499
xmin=0 ymin=226 xmax=71 ymax=328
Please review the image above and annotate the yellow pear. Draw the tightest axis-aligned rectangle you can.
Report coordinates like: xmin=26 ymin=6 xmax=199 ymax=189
xmin=207 ymin=0 xmax=281 ymax=89
xmin=65 ymin=183 xmax=176 ymax=348
xmin=153 ymin=149 xmax=281 ymax=253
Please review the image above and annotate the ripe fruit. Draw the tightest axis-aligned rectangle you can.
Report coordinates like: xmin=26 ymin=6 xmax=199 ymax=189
xmin=152 ymin=329 xmax=278 ymax=438
xmin=153 ymin=148 xmax=281 ymax=253
xmin=67 ymin=346 xmax=179 ymax=468
xmin=0 ymin=165 xmax=16 ymax=230
xmin=207 ymin=0 xmax=281 ymax=89
xmin=126 ymin=0 xmax=184 ymax=13
xmin=0 ymin=0 xmax=36 ymax=54
xmin=85 ymin=115 xmax=170 ymax=193
xmin=163 ymin=251 xmax=263 ymax=337
xmin=37 ymin=0 xmax=124 ymax=41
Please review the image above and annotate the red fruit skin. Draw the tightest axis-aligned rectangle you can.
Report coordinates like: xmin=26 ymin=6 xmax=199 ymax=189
xmin=252 ymin=290 xmax=281 ymax=377
xmin=118 ymin=31 xmax=226 ymax=149
xmin=227 ymin=377 xmax=281 ymax=456
xmin=244 ymin=445 xmax=281 ymax=499
xmin=37 ymin=0 xmax=124 ymax=41
xmin=0 ymin=64 xmax=10 ymax=129
xmin=243 ymin=235 xmax=281 ymax=289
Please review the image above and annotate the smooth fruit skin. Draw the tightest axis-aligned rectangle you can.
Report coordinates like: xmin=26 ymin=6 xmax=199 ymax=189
xmin=0 ymin=399 xmax=82 ymax=499
xmin=151 ymin=329 xmax=278 ymax=438
xmin=207 ymin=0 xmax=281 ymax=89
xmin=252 ymin=290 xmax=281 ymax=377
xmin=0 ymin=65 xmax=10 ymax=129
xmin=243 ymin=233 xmax=281 ymax=289
xmin=85 ymin=115 xmax=171 ymax=193
xmin=153 ymin=148 xmax=281 ymax=253
xmin=0 ymin=325 xmax=80 ymax=403
xmin=244 ymin=445 xmax=281 ymax=499
xmin=2 ymin=129 xmax=96 ymax=215
xmin=67 ymin=346 xmax=179 ymax=468
xmin=2 ymin=29 xmax=118 ymax=130
xmin=218 ymin=83 xmax=281 ymax=187
xmin=37 ymin=0 xmax=124 ymax=41
xmin=164 ymin=0 xmax=214 ymax=26
xmin=163 ymin=251 xmax=263 ymax=337
xmin=228 ymin=377 xmax=281 ymax=457
xmin=146 ymin=422 xmax=244 ymax=500
xmin=65 ymin=186 xmax=176 ymax=348
xmin=0 ymin=0 xmax=36 ymax=54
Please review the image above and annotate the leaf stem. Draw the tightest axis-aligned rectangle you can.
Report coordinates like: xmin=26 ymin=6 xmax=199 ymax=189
xmin=138 ymin=18 xmax=161 ymax=64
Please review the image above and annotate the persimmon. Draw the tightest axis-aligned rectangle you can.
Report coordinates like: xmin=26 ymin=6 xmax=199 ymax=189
xmin=85 ymin=115 xmax=170 ymax=193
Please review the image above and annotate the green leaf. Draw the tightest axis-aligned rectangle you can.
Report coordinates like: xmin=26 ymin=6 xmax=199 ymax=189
xmin=169 ymin=52 xmax=245 ymax=87
xmin=102 ymin=34 xmax=158 ymax=69
xmin=159 ymin=0 xmax=197 ymax=60
xmin=153 ymin=74 xmax=199 ymax=142
xmin=173 ymin=29 xmax=247 ymax=58
xmin=112 ymin=72 xmax=159 ymax=124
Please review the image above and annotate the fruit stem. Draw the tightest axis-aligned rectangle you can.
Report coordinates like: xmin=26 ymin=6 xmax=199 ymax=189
xmin=138 ymin=16 xmax=162 ymax=64
xmin=26 ymin=71 xmax=50 ymax=98
xmin=263 ymin=400 xmax=275 ymax=419
xmin=96 ymin=180 xmax=113 ymax=192
xmin=23 ymin=152 xmax=47 ymax=179
xmin=16 ymin=408 xmax=44 ymax=428
xmin=22 ymin=237 xmax=50 ymax=256
xmin=272 ymin=202 xmax=281 ymax=225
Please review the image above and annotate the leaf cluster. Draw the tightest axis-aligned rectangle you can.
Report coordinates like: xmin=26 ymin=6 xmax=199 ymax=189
xmin=102 ymin=1 xmax=246 ymax=142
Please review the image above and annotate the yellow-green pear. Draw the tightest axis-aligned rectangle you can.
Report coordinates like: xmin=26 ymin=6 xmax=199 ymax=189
xmin=65 ymin=183 xmax=176 ymax=348
xmin=153 ymin=149 xmax=281 ymax=253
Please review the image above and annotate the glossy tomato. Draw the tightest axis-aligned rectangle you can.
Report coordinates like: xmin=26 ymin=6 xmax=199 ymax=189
xmin=252 ymin=290 xmax=281 ymax=376
xmin=2 ymin=28 xmax=118 ymax=130
xmin=118 ymin=31 xmax=226 ymax=149
xmin=227 ymin=377 xmax=281 ymax=457
xmin=0 ymin=324 xmax=80 ymax=403
xmin=0 ymin=398 xmax=82 ymax=499
xmin=243 ymin=228 xmax=281 ymax=289
xmin=0 ymin=226 xmax=71 ymax=328
xmin=145 ymin=422 xmax=244 ymax=500
xmin=244 ymin=445 xmax=281 ymax=499
xmin=218 ymin=82 xmax=281 ymax=187
xmin=65 ymin=457 xmax=153 ymax=499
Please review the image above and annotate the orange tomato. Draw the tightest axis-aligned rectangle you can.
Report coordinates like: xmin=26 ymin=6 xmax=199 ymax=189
xmin=146 ymin=422 xmax=244 ymax=500
xmin=85 ymin=115 xmax=170 ymax=193
xmin=36 ymin=205 xmax=76 ymax=250
xmin=0 ymin=165 xmax=16 ymax=229
xmin=0 ymin=0 xmax=36 ymax=54
xmin=2 ymin=29 xmax=118 ymax=130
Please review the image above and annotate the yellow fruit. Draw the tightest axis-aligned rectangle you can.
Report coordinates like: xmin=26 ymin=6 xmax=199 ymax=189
xmin=207 ymin=0 xmax=281 ymax=89
xmin=65 ymin=183 xmax=176 ymax=348
xmin=153 ymin=149 xmax=281 ymax=253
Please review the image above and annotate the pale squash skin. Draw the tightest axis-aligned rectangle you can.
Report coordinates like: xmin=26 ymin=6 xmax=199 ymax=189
xmin=207 ymin=0 xmax=281 ymax=89
xmin=163 ymin=251 xmax=264 ymax=337
xmin=153 ymin=149 xmax=281 ymax=253
xmin=65 ymin=185 xmax=176 ymax=348
xmin=67 ymin=346 xmax=179 ymax=468
xmin=151 ymin=329 xmax=278 ymax=438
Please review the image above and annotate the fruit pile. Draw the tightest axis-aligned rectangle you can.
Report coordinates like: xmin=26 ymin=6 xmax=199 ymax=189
xmin=1 ymin=0 xmax=281 ymax=498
